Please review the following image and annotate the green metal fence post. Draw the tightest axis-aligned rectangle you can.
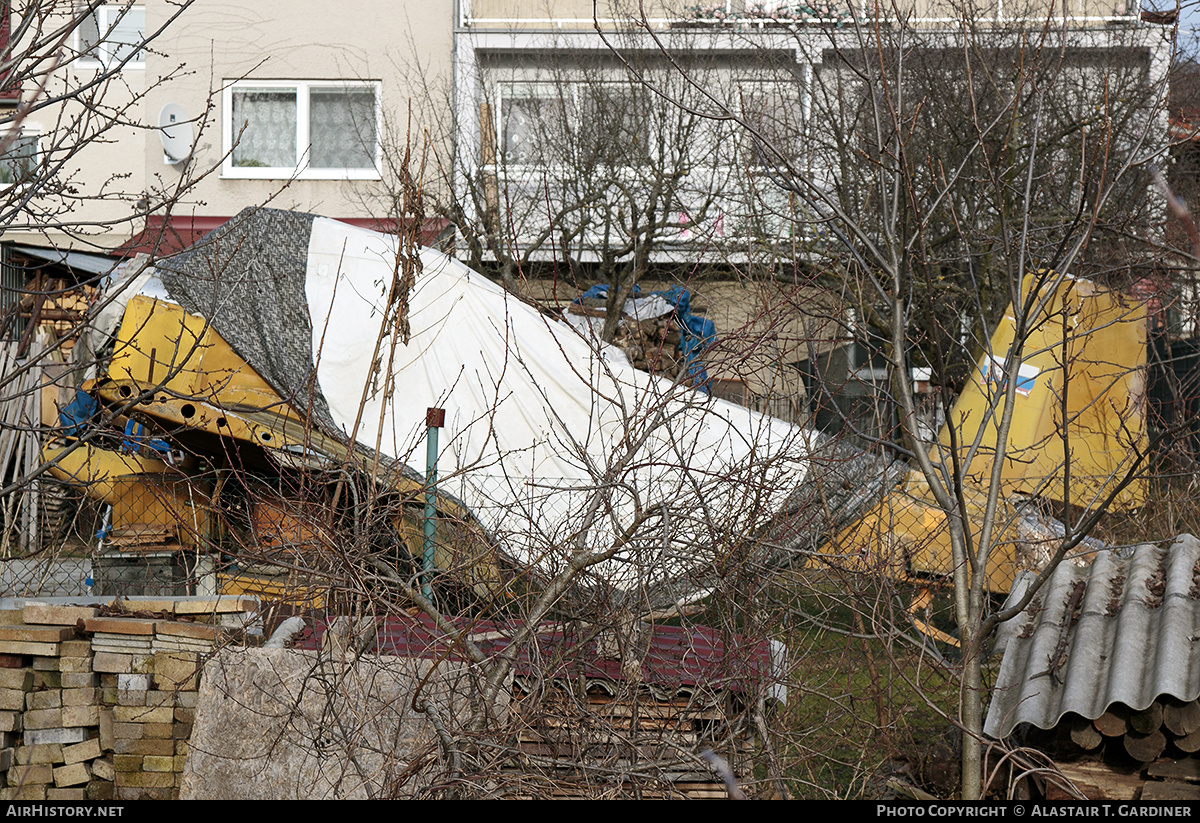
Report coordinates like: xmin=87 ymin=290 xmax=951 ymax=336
xmin=422 ymin=407 xmax=445 ymax=602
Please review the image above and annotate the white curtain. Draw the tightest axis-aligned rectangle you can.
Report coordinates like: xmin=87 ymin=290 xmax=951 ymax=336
xmin=309 ymin=88 xmax=375 ymax=169
xmin=232 ymin=89 xmax=297 ymax=169
xmin=105 ymin=8 xmax=145 ymax=64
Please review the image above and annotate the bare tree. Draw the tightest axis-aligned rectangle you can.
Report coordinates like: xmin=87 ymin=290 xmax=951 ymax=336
xmin=387 ymin=30 xmax=815 ymax=344
xmin=9 ymin=0 xmax=1182 ymax=800
xmin=0 ymin=0 xmax=234 ymax=567
xmin=614 ymin=0 xmax=1176 ymax=798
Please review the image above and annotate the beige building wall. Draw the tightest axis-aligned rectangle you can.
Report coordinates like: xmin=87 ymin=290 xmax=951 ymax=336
xmin=3 ymin=3 xmax=148 ymax=251
xmin=4 ymin=1 xmax=455 ymax=251
xmin=145 ymin=0 xmax=454 ymax=225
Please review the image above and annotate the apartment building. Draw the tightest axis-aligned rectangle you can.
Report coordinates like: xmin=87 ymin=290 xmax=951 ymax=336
xmin=0 ymin=1 xmax=1165 ymax=248
xmin=450 ymin=0 xmax=1173 ymax=424
xmin=0 ymin=0 xmax=1175 ymax=427
xmin=0 ymin=1 xmax=454 ymax=257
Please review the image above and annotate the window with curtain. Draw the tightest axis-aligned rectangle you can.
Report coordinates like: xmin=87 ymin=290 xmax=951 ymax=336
xmin=499 ymin=83 xmax=569 ymax=167
xmin=224 ymin=81 xmax=380 ymax=179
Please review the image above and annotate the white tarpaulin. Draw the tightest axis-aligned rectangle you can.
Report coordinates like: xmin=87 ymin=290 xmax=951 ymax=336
xmin=304 ymin=218 xmax=813 ymax=594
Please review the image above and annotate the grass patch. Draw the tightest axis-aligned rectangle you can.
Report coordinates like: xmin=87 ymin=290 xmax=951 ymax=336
xmin=761 ymin=568 xmax=988 ymax=799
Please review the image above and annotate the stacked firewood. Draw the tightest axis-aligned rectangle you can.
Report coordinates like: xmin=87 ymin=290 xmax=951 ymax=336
xmin=613 ymin=317 xmax=682 ymax=377
xmin=568 ymin=302 xmax=683 ymax=378
xmin=1027 ymin=698 xmax=1200 ymax=801
xmin=1062 ymin=698 xmax=1200 ymax=762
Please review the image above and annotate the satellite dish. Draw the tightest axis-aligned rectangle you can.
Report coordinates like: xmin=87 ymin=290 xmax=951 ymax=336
xmin=158 ymin=103 xmax=193 ymax=165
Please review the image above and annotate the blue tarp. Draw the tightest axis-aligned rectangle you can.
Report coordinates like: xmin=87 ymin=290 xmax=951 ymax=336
xmin=574 ymin=285 xmax=715 ymax=392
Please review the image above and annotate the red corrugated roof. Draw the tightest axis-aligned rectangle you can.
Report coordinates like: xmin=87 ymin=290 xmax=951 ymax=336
xmin=296 ymin=613 xmax=772 ymax=695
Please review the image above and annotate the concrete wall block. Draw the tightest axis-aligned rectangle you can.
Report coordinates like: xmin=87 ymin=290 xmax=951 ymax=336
xmin=58 ymin=657 xmax=93 ymax=674
xmin=142 ymin=755 xmax=174 ymax=772
xmin=92 ymin=653 xmax=132 ymax=674
xmin=0 ymin=711 xmax=21 ymax=733
xmin=62 ymin=738 xmax=102 ymax=765
xmin=0 ymin=670 xmax=33 ymax=691
xmin=61 ymin=704 xmax=101 ymax=728
xmin=111 ymin=722 xmax=144 ymax=740
xmin=62 ymin=687 xmax=98 ymax=707
xmin=116 ymin=770 xmax=175 ymax=789
xmin=0 ymin=689 xmax=25 ymax=711
xmin=117 ymin=674 xmax=149 ymax=692
xmin=31 ymin=672 xmax=60 ymax=689
xmin=59 ymin=640 xmax=92 ymax=657
xmin=61 ymin=673 xmax=98 ymax=689
xmin=24 ymin=727 xmax=88 ymax=747
xmin=23 ymin=708 xmax=63 ymax=730
xmin=16 ymin=744 xmax=62 ymax=765
xmin=52 ymin=761 xmax=90 ymax=788
xmin=98 ymin=708 xmax=114 ymax=753
xmin=8 ymin=763 xmax=53 ymax=786
xmin=112 ymin=738 xmax=173 ymax=757
xmin=90 ymin=759 xmax=115 ymax=782
xmin=152 ymin=653 xmax=198 ymax=691
xmin=142 ymin=722 xmax=174 ymax=740
xmin=26 ymin=690 xmax=62 ymax=710
xmin=2 ymin=783 xmax=47 ymax=800
xmin=112 ymin=705 xmax=172 ymax=724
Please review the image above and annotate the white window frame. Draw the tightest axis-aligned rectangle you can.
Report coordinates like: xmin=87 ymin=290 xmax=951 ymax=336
xmin=0 ymin=127 xmax=41 ymax=189
xmin=222 ymin=80 xmax=382 ymax=181
xmin=495 ymin=82 xmax=570 ymax=171
xmin=74 ymin=5 xmax=145 ymax=70
xmin=733 ymin=79 xmax=803 ymax=167
xmin=495 ymin=79 xmax=652 ymax=173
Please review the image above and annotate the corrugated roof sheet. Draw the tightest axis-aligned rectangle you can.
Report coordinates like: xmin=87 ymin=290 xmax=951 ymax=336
xmin=296 ymin=614 xmax=774 ymax=698
xmin=10 ymin=244 xmax=119 ymax=275
xmin=985 ymin=534 xmax=1200 ymax=739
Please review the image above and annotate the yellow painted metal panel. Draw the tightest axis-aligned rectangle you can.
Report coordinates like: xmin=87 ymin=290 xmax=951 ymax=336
xmin=42 ymin=443 xmax=212 ymax=550
xmin=218 ymin=573 xmax=327 ymax=609
xmin=939 ymin=274 xmax=1147 ymax=511
xmin=813 ymin=274 xmax=1144 ymax=593
xmin=815 ymin=469 xmax=1024 ymax=593
xmin=107 ymin=296 xmax=297 ymax=415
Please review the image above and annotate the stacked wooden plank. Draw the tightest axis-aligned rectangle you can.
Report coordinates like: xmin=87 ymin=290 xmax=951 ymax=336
xmin=0 ymin=597 xmax=257 ymax=800
xmin=507 ymin=682 xmax=749 ymax=799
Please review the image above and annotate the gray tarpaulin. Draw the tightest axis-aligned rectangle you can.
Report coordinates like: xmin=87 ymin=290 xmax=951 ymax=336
xmin=154 ymin=208 xmax=337 ymax=433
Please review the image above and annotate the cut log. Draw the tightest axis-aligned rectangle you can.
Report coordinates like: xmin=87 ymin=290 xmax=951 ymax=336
xmin=1068 ymin=714 xmax=1103 ymax=750
xmin=1142 ymin=781 xmax=1200 ymax=801
xmin=1048 ymin=760 xmax=1144 ymax=801
xmin=1174 ymin=728 xmax=1200 ymax=754
xmin=1130 ymin=702 xmax=1165 ymax=735
xmin=1125 ymin=729 xmax=1167 ymax=763
xmin=1094 ymin=705 xmax=1130 ymax=737
xmin=1163 ymin=699 xmax=1200 ymax=737
xmin=1147 ymin=758 xmax=1200 ymax=784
